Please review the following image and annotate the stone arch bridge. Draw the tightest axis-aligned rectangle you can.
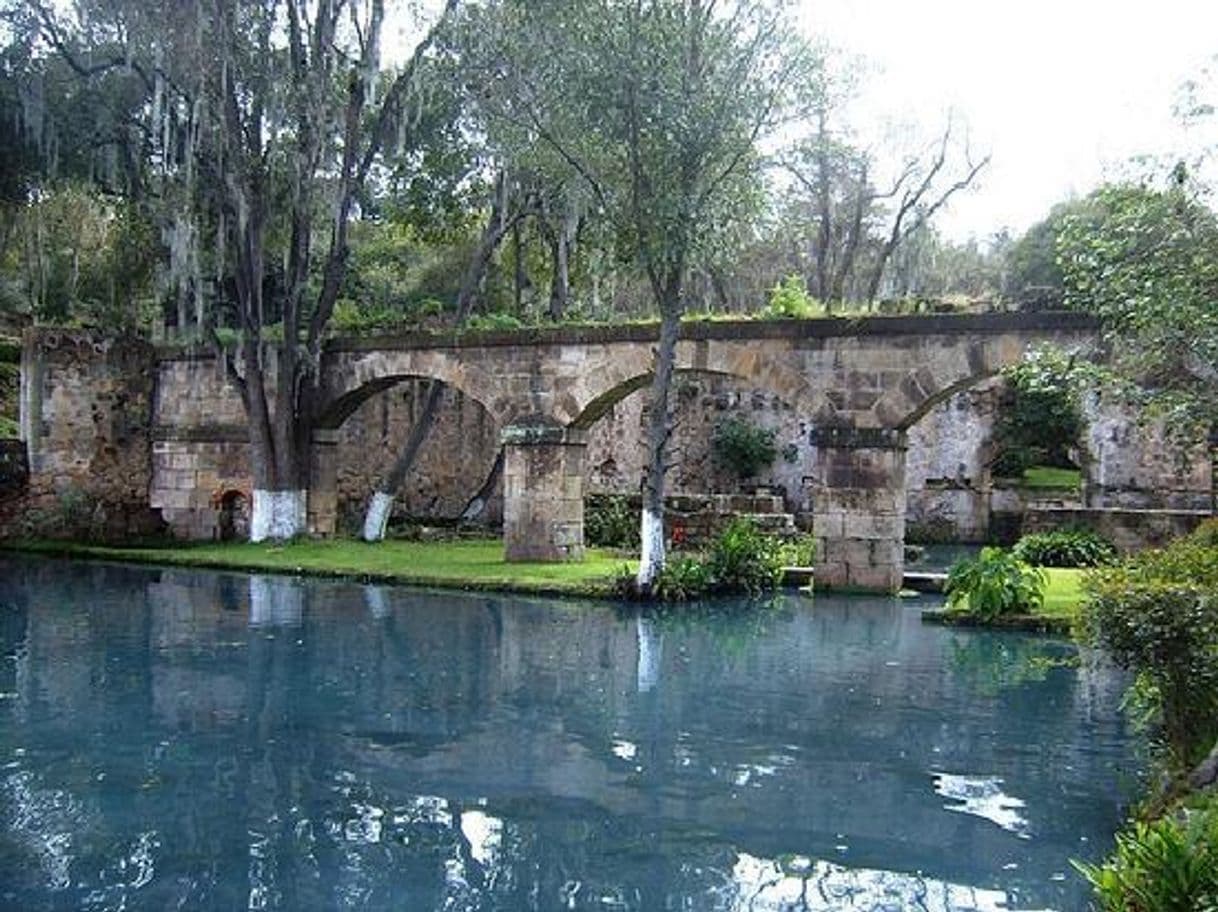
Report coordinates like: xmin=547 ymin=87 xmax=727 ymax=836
xmin=21 ymin=312 xmax=1097 ymax=591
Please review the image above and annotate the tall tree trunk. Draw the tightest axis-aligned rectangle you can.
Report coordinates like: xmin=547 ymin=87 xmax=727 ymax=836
xmin=362 ymin=380 xmax=445 ymax=541
xmin=458 ymin=448 xmax=505 ymax=522
xmin=361 ymin=172 xmax=526 ymax=540
xmin=813 ymin=106 xmax=831 ymax=303
xmin=548 ymin=224 xmax=571 ymax=320
xmin=635 ymin=302 xmax=681 ymax=593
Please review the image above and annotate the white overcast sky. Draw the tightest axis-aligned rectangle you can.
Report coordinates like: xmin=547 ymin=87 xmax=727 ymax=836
xmin=801 ymin=0 xmax=1218 ymax=240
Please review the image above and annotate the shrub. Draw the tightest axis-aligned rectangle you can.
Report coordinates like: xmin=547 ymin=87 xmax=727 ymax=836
xmin=1081 ymin=541 xmax=1218 ymax=771
xmin=991 ymin=348 xmax=1083 ymax=478
xmin=1074 ymin=798 xmax=1218 ymax=912
xmin=585 ymin=495 xmax=640 ymax=549
xmin=655 ymin=556 xmax=713 ymax=601
xmin=1189 ymin=518 xmax=1218 ymax=549
xmin=706 ymin=517 xmax=785 ymax=595
xmin=945 ymin=547 xmax=1046 ymax=619
xmin=762 ymin=274 xmax=821 ymax=319
xmin=1012 ymin=527 xmax=1117 ymax=567
xmin=712 ymin=418 xmax=778 ymax=481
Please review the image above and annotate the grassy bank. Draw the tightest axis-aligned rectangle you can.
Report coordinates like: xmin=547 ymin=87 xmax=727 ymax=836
xmin=3 ymin=537 xmax=635 ymax=597
xmin=922 ymin=567 xmax=1086 ymax=634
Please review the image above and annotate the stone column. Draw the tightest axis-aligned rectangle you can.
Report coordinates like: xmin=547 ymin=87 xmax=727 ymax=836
xmin=811 ymin=426 xmax=907 ymax=593
xmin=307 ymin=429 xmax=340 ymax=536
xmin=502 ymin=422 xmax=586 ymax=562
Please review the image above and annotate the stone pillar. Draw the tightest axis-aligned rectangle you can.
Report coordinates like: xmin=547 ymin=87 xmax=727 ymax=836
xmin=502 ymin=422 xmax=586 ymax=562
xmin=308 ymin=429 xmax=340 ymax=536
xmin=811 ymin=426 xmax=907 ymax=593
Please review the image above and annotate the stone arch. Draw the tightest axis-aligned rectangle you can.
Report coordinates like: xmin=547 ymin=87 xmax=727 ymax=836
xmin=313 ymin=365 xmax=505 ymax=535
xmin=316 ymin=349 xmax=513 ymax=431
xmin=565 ymin=341 xmax=822 ymax=430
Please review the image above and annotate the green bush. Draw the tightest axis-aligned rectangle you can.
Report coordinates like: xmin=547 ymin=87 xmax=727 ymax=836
xmin=626 ymin=518 xmax=785 ymax=602
xmin=466 ymin=312 xmax=525 ymax=331
xmin=992 ymin=348 xmax=1083 ymax=478
xmin=712 ymin=418 xmax=778 ymax=481
xmin=1013 ymin=528 xmax=1118 ymax=567
xmin=1082 ymin=541 xmax=1218 ymax=770
xmin=706 ymin=517 xmax=785 ymax=595
xmin=1189 ymin=518 xmax=1218 ymax=549
xmin=763 ymin=274 xmax=821 ymax=319
xmin=1074 ymin=799 xmax=1218 ymax=912
xmin=945 ymin=547 xmax=1046 ymax=619
xmin=585 ymin=495 xmax=640 ymax=549
xmin=655 ymin=555 xmax=713 ymax=601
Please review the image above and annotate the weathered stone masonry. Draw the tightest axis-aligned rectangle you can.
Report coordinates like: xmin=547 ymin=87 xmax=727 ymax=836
xmin=19 ymin=313 xmax=1108 ymax=590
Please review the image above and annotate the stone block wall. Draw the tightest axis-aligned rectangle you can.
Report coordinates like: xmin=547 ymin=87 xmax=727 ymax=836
xmin=503 ymin=425 xmax=586 ymax=561
xmin=13 ymin=330 xmax=164 ymax=539
xmin=150 ymin=438 xmax=251 ymax=539
xmin=332 ymin=381 xmax=502 ymax=531
xmin=1082 ymin=393 xmax=1211 ymax=511
xmin=1023 ymin=507 xmax=1209 ymax=553
xmin=584 ymin=377 xmax=814 ymax=513
xmin=150 ymin=353 xmax=251 ymax=538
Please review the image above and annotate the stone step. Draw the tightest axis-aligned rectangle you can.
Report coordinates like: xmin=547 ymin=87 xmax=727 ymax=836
xmin=779 ymin=568 xmax=948 ymax=592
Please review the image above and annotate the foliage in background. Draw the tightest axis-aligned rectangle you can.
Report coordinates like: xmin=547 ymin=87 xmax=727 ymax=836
xmin=992 ymin=346 xmax=1086 ymax=478
xmin=1059 ymin=177 xmax=1218 ymax=431
xmin=1012 ymin=528 xmax=1117 ymax=568
xmin=712 ymin=417 xmax=779 ymax=481
xmin=3 ymin=184 xmax=158 ymax=332
xmin=585 ymin=494 xmax=641 ymax=550
xmin=945 ymin=547 xmax=1046 ymax=620
xmin=1081 ymin=533 xmax=1218 ymax=773
xmin=1074 ymin=795 xmax=1218 ymax=912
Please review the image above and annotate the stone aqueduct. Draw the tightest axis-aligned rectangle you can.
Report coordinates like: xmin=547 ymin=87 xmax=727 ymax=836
xmin=20 ymin=312 xmax=1098 ymax=591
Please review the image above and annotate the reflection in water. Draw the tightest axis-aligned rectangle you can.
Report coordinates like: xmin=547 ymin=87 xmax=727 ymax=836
xmin=729 ymin=852 xmax=1029 ymax=912
xmin=933 ymin=773 xmax=1031 ymax=838
xmin=635 ymin=616 xmax=662 ymax=693
xmin=0 ymin=556 xmax=1137 ymax=911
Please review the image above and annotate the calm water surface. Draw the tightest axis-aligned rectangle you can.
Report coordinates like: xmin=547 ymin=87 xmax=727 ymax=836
xmin=0 ymin=556 xmax=1137 ymax=911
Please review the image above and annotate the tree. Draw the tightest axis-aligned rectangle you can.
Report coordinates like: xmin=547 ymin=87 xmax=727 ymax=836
xmin=26 ymin=0 xmax=459 ymax=539
xmin=478 ymin=0 xmax=813 ymax=590
xmin=1003 ymin=197 xmax=1101 ymax=309
xmin=1058 ymin=175 xmax=1218 ymax=428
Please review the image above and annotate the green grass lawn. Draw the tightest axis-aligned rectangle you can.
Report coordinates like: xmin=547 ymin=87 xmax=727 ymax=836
xmin=5 ymin=537 xmax=635 ymax=597
xmin=1019 ymin=465 xmax=1082 ymax=489
xmin=924 ymin=566 xmax=1087 ymax=634
xmin=1040 ymin=567 xmax=1085 ymax=621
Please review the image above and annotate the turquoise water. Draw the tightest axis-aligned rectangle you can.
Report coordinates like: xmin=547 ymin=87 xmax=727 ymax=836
xmin=0 ymin=556 xmax=1136 ymax=911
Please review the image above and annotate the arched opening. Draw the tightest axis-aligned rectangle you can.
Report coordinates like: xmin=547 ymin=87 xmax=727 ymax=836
xmin=215 ymin=489 xmax=250 ymax=542
xmin=580 ymin=370 xmax=809 ymax=549
xmin=323 ymin=375 xmax=503 ymax=535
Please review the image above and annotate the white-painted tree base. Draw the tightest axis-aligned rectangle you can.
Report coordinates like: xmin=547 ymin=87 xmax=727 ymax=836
xmin=250 ymin=490 xmax=308 ymax=542
xmin=635 ymin=507 xmax=665 ymax=591
xmin=362 ymin=491 xmax=395 ymax=542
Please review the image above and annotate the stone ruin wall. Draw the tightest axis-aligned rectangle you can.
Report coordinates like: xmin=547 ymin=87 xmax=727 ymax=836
xmin=8 ymin=331 xmax=164 ymax=539
xmin=330 ymin=382 xmax=501 ymax=532
xmin=9 ymin=333 xmax=1212 ymax=543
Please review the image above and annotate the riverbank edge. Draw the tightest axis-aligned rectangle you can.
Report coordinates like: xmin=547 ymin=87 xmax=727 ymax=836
xmin=919 ymin=607 xmax=1074 ymax=635
xmin=0 ymin=538 xmax=631 ymax=599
